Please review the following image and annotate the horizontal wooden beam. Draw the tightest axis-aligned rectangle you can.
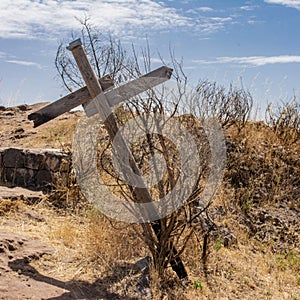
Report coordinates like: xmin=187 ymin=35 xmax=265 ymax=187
xmin=28 ymin=75 xmax=114 ymax=127
xmin=84 ymin=66 xmax=173 ymax=117
xmin=28 ymin=66 xmax=172 ymax=127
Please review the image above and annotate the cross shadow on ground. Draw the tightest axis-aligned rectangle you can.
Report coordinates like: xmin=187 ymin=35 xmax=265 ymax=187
xmin=8 ymin=256 xmax=151 ymax=300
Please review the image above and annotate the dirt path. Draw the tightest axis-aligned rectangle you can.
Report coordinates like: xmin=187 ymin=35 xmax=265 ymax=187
xmin=0 ymin=200 xmax=151 ymax=300
xmin=0 ymin=230 xmax=71 ymax=300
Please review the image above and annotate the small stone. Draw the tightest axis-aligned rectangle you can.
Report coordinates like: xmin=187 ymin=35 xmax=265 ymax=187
xmin=3 ymin=148 xmax=25 ymax=168
xmin=24 ymin=151 xmax=45 ymax=170
xmin=17 ymin=104 xmax=30 ymax=111
xmin=36 ymin=170 xmax=54 ymax=190
xmin=14 ymin=128 xmax=24 ymax=134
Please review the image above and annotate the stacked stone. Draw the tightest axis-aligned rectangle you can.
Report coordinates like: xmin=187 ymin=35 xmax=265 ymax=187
xmin=0 ymin=148 xmax=71 ymax=192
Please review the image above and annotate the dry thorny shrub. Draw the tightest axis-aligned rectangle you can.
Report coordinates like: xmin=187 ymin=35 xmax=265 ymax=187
xmin=224 ymin=121 xmax=300 ymax=249
xmin=96 ymin=112 xmax=211 ymax=200
xmin=265 ymin=97 xmax=300 ymax=145
xmin=38 ymin=98 xmax=298 ymax=297
xmin=188 ymin=80 xmax=253 ymax=130
xmin=93 ymin=110 xmax=215 ymax=282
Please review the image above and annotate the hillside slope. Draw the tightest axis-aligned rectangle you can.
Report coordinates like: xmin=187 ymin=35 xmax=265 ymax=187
xmin=0 ymin=103 xmax=299 ymax=299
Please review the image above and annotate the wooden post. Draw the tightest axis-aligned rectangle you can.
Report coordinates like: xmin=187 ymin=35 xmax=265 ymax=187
xmin=67 ymin=38 xmax=159 ymax=250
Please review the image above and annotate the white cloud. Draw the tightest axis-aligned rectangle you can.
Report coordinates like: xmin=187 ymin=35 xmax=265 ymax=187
xmin=195 ymin=16 xmax=233 ymax=33
xmin=264 ymin=0 xmax=300 ymax=10
xmin=193 ymin=55 xmax=300 ymax=66
xmin=5 ymin=60 xmax=42 ymax=69
xmin=186 ymin=7 xmax=214 ymax=14
xmin=187 ymin=6 xmax=214 ymax=14
xmin=0 ymin=0 xmax=191 ymax=39
xmin=196 ymin=7 xmax=214 ymax=12
xmin=0 ymin=0 xmax=244 ymax=40
xmin=218 ymin=55 xmax=300 ymax=66
xmin=240 ymin=5 xmax=257 ymax=11
xmin=209 ymin=17 xmax=232 ymax=22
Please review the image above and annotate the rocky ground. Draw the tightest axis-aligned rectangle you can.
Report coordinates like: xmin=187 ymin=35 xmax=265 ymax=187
xmin=0 ymin=103 xmax=299 ymax=299
xmin=0 ymin=104 xmax=152 ymax=300
xmin=0 ymin=104 xmax=89 ymax=299
xmin=0 ymin=204 xmax=151 ymax=300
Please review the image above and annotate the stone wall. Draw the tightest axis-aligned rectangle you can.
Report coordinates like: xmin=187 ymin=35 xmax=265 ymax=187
xmin=0 ymin=148 xmax=71 ymax=192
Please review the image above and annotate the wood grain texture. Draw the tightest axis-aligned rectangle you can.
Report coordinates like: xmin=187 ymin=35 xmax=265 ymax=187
xmin=84 ymin=66 xmax=173 ymax=117
xmin=28 ymin=76 xmax=113 ymax=127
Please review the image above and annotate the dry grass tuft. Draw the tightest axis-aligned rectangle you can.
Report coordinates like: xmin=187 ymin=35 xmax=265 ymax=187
xmin=0 ymin=199 xmax=24 ymax=216
xmin=84 ymin=209 xmax=147 ymax=266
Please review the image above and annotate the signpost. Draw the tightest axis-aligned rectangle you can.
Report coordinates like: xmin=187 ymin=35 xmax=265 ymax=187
xmin=29 ymin=39 xmax=188 ymax=280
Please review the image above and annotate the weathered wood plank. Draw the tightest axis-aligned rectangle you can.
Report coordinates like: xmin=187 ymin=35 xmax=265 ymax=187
xmin=29 ymin=66 xmax=172 ymax=127
xmin=28 ymin=76 xmax=114 ymax=127
xmin=84 ymin=66 xmax=173 ymax=117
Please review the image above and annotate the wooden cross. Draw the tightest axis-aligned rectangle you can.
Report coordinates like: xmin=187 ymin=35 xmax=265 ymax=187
xmin=29 ymin=38 xmax=188 ymax=280
xmin=28 ymin=39 xmax=172 ymax=127
xmin=66 ymin=39 xmax=162 ymax=211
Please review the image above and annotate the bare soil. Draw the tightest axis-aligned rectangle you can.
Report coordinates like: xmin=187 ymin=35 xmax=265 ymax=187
xmin=0 ymin=104 xmax=150 ymax=299
xmin=0 ymin=103 xmax=299 ymax=299
xmin=0 ymin=104 xmax=89 ymax=299
xmin=0 ymin=203 xmax=150 ymax=300
xmin=0 ymin=103 xmax=82 ymax=149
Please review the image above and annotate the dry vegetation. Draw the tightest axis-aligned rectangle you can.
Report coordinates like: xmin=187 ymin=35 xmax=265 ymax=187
xmin=1 ymin=98 xmax=299 ymax=299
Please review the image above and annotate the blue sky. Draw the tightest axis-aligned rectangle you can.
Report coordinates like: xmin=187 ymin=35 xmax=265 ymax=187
xmin=0 ymin=0 xmax=300 ymax=118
